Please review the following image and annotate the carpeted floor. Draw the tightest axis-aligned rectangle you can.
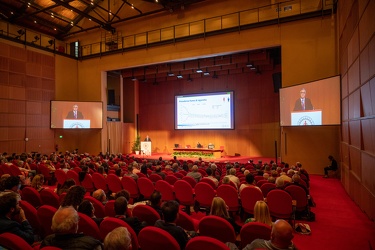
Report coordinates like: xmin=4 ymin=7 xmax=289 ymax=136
xmin=291 ymin=175 xmax=375 ymax=250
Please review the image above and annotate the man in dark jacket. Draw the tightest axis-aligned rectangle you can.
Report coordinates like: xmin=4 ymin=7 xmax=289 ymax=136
xmin=0 ymin=192 xmax=34 ymax=245
xmin=41 ymin=206 xmax=102 ymax=249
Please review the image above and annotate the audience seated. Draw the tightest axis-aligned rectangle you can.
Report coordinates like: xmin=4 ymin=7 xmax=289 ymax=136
xmin=0 ymin=176 xmax=21 ymax=199
xmin=31 ymin=174 xmax=45 ymax=192
xmin=41 ymin=206 xmax=103 ymax=249
xmin=245 ymin=200 xmax=273 ymax=227
xmin=155 ymin=200 xmax=191 ymax=249
xmin=239 ymin=174 xmax=261 ymax=194
xmin=61 ymin=185 xmax=86 ymax=210
xmin=243 ymin=219 xmax=296 ymax=250
xmin=202 ymin=168 xmax=219 ymax=187
xmin=124 ymin=165 xmax=138 ymax=181
xmin=225 ymin=168 xmax=240 ymax=189
xmin=0 ymin=192 xmax=34 ymax=245
xmin=56 ymin=178 xmax=76 ymax=196
xmin=78 ymin=200 xmax=104 ymax=227
xmin=186 ymin=165 xmax=202 ymax=183
xmin=153 ymin=166 xmax=166 ymax=180
xmin=114 ymin=196 xmax=146 ymax=235
xmin=210 ymin=197 xmax=241 ymax=234
xmin=103 ymin=226 xmax=131 ymax=250
xmin=93 ymin=189 xmax=108 ymax=205
xmin=148 ymin=191 xmax=163 ymax=218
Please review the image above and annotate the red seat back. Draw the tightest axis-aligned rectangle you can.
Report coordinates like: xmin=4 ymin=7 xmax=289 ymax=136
xmin=240 ymin=186 xmax=264 ymax=214
xmin=173 ymin=180 xmax=195 ymax=206
xmin=106 ymin=174 xmax=123 ymax=194
xmin=285 ymin=185 xmax=308 ymax=211
xmin=21 ymin=186 xmax=43 ymax=208
xmin=137 ymin=177 xmax=155 ymax=199
xmin=0 ymin=232 xmax=34 ymax=250
xmin=66 ymin=170 xmax=80 ymax=185
xmin=138 ymin=226 xmax=179 ymax=250
xmin=182 ymin=176 xmax=197 ymax=188
xmin=121 ymin=176 xmax=140 ymax=200
xmin=55 ymin=169 xmax=67 ymax=186
xmin=40 ymin=188 xmax=60 ymax=209
xmin=37 ymin=205 xmax=57 ymax=238
xmin=267 ymin=189 xmax=294 ymax=220
xmin=165 ymin=175 xmax=178 ymax=185
xmin=260 ymin=183 xmax=276 ymax=197
xmin=92 ymin=173 xmax=108 ymax=192
xmin=194 ymin=182 xmax=216 ymax=208
xmin=217 ymin=185 xmax=240 ymax=212
xmin=132 ymin=204 xmax=160 ymax=226
xmin=81 ymin=174 xmax=95 ymax=193
xmin=186 ymin=236 xmax=230 ymax=250
xmin=200 ymin=178 xmax=217 ymax=189
xmin=19 ymin=200 xmax=42 ymax=236
xmin=77 ymin=212 xmax=101 ymax=239
xmin=105 ymin=200 xmax=116 ymax=217
xmin=83 ymin=195 xmax=106 ymax=218
xmin=198 ymin=215 xmax=236 ymax=243
xmin=155 ymin=180 xmax=175 ymax=201
xmin=240 ymin=222 xmax=271 ymax=249
xmin=149 ymin=174 xmax=163 ymax=183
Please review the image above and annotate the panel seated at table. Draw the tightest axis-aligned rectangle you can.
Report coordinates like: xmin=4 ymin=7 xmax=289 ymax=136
xmin=172 ymin=148 xmax=223 ymax=158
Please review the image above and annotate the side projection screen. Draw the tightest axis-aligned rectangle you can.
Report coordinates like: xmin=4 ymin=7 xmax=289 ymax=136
xmin=279 ymin=75 xmax=341 ymax=126
xmin=51 ymin=101 xmax=103 ymax=129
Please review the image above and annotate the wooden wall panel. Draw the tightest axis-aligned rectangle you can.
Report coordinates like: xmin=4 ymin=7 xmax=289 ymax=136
xmin=8 ymin=128 xmax=25 ymax=140
xmin=369 ymin=36 xmax=375 ymax=77
xmin=348 ymin=58 xmax=360 ymax=94
xmin=9 ymin=46 xmax=26 ymax=61
xmin=347 ymin=28 xmax=359 ymax=66
xmin=348 ymin=89 xmax=361 ymax=119
xmin=361 ymin=151 xmax=375 ymax=196
xmin=25 ymin=76 xmax=42 ymax=89
xmin=0 ymin=41 xmax=55 ymax=154
xmin=26 ymin=102 xmax=42 ymax=115
xmin=0 ymin=57 xmax=9 ymax=71
xmin=9 ymin=59 xmax=26 ymax=74
xmin=342 ymin=121 xmax=349 ymax=143
xmin=360 ymin=119 xmax=374 ymax=154
xmin=26 ymin=63 xmax=42 ymax=77
xmin=9 ymin=86 xmax=25 ymax=100
xmin=360 ymin=81 xmax=373 ymax=116
xmin=349 ymin=120 xmax=361 ymax=149
xmin=358 ymin=0 xmax=375 ymax=50
xmin=349 ymin=146 xmax=361 ymax=178
xmin=342 ymin=97 xmax=349 ymax=121
xmin=26 ymin=114 xmax=42 ymax=127
xmin=360 ymin=46 xmax=370 ymax=84
xmin=0 ymin=43 xmax=10 ymax=57
xmin=340 ymin=142 xmax=350 ymax=167
xmin=9 ymin=73 xmax=25 ymax=87
xmin=370 ymin=78 xmax=375 ymax=114
xmin=42 ymin=65 xmax=55 ymax=79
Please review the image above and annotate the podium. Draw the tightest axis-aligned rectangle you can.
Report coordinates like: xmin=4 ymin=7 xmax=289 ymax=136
xmin=63 ymin=119 xmax=90 ymax=128
xmin=141 ymin=141 xmax=152 ymax=156
xmin=291 ymin=110 xmax=322 ymax=126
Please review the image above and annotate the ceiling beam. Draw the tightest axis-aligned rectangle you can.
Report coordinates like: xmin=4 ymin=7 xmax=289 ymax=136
xmin=51 ymin=0 xmax=115 ymax=32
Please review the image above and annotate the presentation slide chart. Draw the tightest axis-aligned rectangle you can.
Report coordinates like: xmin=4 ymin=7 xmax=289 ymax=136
xmin=63 ymin=119 xmax=90 ymax=128
xmin=176 ymin=92 xmax=234 ymax=129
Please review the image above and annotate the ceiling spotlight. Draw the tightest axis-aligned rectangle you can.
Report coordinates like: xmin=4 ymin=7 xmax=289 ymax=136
xmin=16 ymin=29 xmax=25 ymax=39
xmin=131 ymin=76 xmax=137 ymax=81
xmin=203 ymin=71 xmax=210 ymax=76
xmin=177 ymin=74 xmax=183 ymax=79
xmin=246 ymin=63 xmax=253 ymax=68
xmin=196 ymin=69 xmax=203 ymax=73
xmin=167 ymin=72 xmax=175 ymax=77
xmin=32 ymin=35 xmax=40 ymax=43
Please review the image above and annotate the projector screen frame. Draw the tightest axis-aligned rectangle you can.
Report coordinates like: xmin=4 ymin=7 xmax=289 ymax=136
xmin=50 ymin=100 xmax=103 ymax=129
xmin=174 ymin=91 xmax=235 ymax=130
xmin=279 ymin=75 xmax=341 ymax=127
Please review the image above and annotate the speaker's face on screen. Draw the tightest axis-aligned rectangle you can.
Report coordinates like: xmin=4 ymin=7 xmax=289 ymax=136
xmin=300 ymin=89 xmax=306 ymax=98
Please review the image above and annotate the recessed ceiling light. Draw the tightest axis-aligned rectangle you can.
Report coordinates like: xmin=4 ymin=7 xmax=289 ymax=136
xmin=196 ymin=69 xmax=203 ymax=73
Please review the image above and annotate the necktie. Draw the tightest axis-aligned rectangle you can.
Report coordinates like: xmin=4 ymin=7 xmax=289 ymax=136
xmin=301 ymin=99 xmax=305 ymax=110
xmin=74 ymin=111 xmax=77 ymax=119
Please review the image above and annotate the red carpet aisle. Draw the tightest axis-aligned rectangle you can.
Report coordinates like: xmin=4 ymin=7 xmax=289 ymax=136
xmin=293 ymin=175 xmax=375 ymax=250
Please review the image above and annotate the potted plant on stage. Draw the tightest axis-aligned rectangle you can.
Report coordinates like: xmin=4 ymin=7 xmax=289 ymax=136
xmin=132 ymin=135 xmax=141 ymax=155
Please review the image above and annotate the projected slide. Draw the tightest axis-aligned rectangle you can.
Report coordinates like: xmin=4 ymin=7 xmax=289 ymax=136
xmin=175 ymin=91 xmax=234 ymax=130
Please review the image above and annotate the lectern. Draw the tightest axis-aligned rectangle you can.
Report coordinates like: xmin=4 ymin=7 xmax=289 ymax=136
xmin=291 ymin=110 xmax=322 ymax=126
xmin=141 ymin=141 xmax=152 ymax=156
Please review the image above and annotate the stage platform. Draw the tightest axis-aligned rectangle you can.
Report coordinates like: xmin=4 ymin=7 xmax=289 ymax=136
xmin=128 ymin=152 xmax=277 ymax=165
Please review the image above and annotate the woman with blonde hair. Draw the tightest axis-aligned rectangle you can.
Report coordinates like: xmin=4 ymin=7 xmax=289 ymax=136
xmin=245 ymin=200 xmax=273 ymax=227
xmin=210 ymin=197 xmax=242 ymax=234
xmin=31 ymin=174 xmax=45 ymax=192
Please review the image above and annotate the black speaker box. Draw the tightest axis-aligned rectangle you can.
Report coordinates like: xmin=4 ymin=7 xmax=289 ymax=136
xmin=272 ymin=72 xmax=282 ymax=93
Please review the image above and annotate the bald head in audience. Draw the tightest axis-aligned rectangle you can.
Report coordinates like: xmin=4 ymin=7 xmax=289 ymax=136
xmin=271 ymin=219 xmax=294 ymax=248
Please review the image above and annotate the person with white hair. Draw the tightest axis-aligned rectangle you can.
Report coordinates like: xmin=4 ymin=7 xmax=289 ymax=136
xmin=41 ymin=206 xmax=102 ymax=249
xmin=104 ymin=226 xmax=131 ymax=250
xmin=226 ymin=167 xmax=240 ymax=188
xmin=186 ymin=165 xmax=202 ymax=182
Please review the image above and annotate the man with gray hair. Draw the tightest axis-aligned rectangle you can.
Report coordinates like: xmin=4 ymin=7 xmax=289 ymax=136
xmin=104 ymin=226 xmax=131 ymax=250
xmin=41 ymin=206 xmax=102 ymax=249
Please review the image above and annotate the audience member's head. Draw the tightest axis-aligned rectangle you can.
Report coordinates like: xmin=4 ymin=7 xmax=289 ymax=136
xmin=275 ymin=177 xmax=285 ymax=188
xmin=229 ymin=168 xmax=236 ymax=176
xmin=115 ymin=189 xmax=130 ymax=201
xmin=292 ymin=174 xmax=301 ymax=183
xmin=205 ymin=168 xmax=212 ymax=176
xmin=210 ymin=197 xmax=229 ymax=219
xmin=243 ymin=170 xmax=250 ymax=176
xmin=268 ymin=176 xmax=276 ymax=184
xmin=150 ymin=191 xmax=162 ymax=207
xmin=61 ymin=185 xmax=86 ymax=210
xmin=52 ymin=206 xmax=79 ymax=234
xmin=93 ymin=189 xmax=107 ymax=203
xmin=0 ymin=192 xmax=20 ymax=217
xmin=3 ymin=176 xmax=20 ymax=193
xmin=104 ymin=226 xmax=131 ymax=250
xmin=114 ymin=196 xmax=128 ymax=216
xmin=222 ymin=176 xmax=230 ymax=184
xmin=263 ymin=173 xmax=269 ymax=180
xmin=253 ymin=200 xmax=272 ymax=227
xmin=191 ymin=165 xmax=198 ymax=172
xmin=78 ymin=200 xmax=95 ymax=217
xmin=245 ymin=173 xmax=255 ymax=185
xmin=270 ymin=219 xmax=294 ymax=248
xmin=31 ymin=174 xmax=44 ymax=190
xmin=161 ymin=200 xmax=179 ymax=223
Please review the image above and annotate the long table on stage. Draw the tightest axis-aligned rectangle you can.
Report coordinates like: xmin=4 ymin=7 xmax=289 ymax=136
xmin=172 ymin=148 xmax=223 ymax=158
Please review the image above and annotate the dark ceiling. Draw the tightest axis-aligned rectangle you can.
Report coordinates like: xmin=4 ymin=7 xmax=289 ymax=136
xmin=0 ymin=0 xmax=208 ymax=40
xmin=120 ymin=47 xmax=281 ymax=83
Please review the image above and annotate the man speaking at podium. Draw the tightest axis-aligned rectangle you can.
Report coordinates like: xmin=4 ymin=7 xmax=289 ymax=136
xmin=66 ymin=104 xmax=84 ymax=119
xmin=293 ymin=88 xmax=314 ymax=111
xmin=144 ymin=135 xmax=151 ymax=142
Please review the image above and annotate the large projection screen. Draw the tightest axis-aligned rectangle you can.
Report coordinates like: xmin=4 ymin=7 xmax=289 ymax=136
xmin=175 ymin=91 xmax=234 ymax=130
xmin=279 ymin=76 xmax=341 ymax=126
xmin=51 ymin=101 xmax=103 ymax=129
